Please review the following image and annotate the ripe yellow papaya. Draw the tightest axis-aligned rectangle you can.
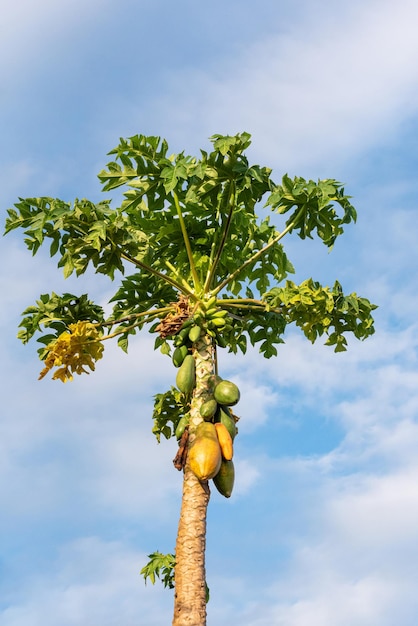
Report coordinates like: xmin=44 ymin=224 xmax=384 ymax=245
xmin=188 ymin=422 xmax=222 ymax=481
xmin=176 ymin=354 xmax=195 ymax=394
xmin=215 ymin=422 xmax=233 ymax=461
xmin=213 ymin=459 xmax=235 ymax=498
xmin=214 ymin=380 xmax=240 ymax=406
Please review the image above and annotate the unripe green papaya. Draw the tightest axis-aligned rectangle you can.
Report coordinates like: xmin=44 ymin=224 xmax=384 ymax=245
xmin=203 ymin=295 xmax=217 ymax=310
xmin=174 ymin=328 xmax=190 ymax=347
xmin=176 ymin=354 xmax=195 ymax=394
xmin=180 ymin=317 xmax=194 ymax=329
xmin=204 ymin=307 xmax=219 ymax=318
xmin=178 ymin=326 xmax=191 ymax=340
xmin=209 ymin=317 xmax=226 ymax=328
xmin=172 ymin=345 xmax=188 ymax=367
xmin=214 ymin=380 xmax=240 ymax=406
xmin=188 ymin=422 xmax=222 ymax=480
xmin=213 ymin=459 xmax=235 ymax=498
xmin=200 ymin=398 xmax=218 ymax=421
xmin=188 ymin=324 xmax=202 ymax=343
xmin=175 ymin=414 xmax=189 ymax=440
xmin=216 ymin=407 xmax=237 ymax=440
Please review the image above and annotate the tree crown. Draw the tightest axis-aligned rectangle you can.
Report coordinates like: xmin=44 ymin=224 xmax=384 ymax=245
xmin=4 ymin=131 xmax=376 ymax=375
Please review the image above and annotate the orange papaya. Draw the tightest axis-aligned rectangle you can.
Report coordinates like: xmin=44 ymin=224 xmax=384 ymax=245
xmin=188 ymin=422 xmax=222 ymax=480
xmin=215 ymin=422 xmax=233 ymax=461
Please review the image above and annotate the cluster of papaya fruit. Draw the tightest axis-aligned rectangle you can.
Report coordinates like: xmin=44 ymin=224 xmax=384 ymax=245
xmin=171 ymin=297 xmax=231 ymax=365
xmin=175 ymin=364 xmax=240 ymax=498
xmin=170 ymin=298 xmax=240 ymax=497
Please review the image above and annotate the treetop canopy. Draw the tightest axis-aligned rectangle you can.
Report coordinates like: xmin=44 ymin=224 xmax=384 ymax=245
xmin=4 ymin=131 xmax=376 ymax=371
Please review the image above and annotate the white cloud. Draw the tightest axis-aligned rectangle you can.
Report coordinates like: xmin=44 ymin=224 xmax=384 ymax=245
xmin=328 ymin=467 xmax=418 ymax=550
xmin=0 ymin=333 xmax=181 ymax=523
xmin=255 ymin=574 xmax=414 ymax=626
xmin=0 ymin=0 xmax=111 ymax=81
xmin=143 ymin=0 xmax=418 ymax=172
xmin=1 ymin=536 xmax=173 ymax=626
xmin=230 ymin=426 xmax=418 ymax=625
xmin=228 ymin=457 xmax=260 ymax=497
xmin=227 ymin=377 xmax=279 ymax=433
xmin=236 ymin=339 xmax=418 ymax=624
xmin=87 ymin=420 xmax=180 ymax=518
xmin=269 ymin=466 xmax=418 ymax=624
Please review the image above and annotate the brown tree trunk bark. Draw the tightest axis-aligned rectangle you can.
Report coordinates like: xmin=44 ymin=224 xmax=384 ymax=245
xmin=172 ymin=468 xmax=210 ymax=626
xmin=172 ymin=336 xmax=214 ymax=626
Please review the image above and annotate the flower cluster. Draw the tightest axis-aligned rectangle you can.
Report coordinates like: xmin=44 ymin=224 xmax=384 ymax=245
xmin=38 ymin=321 xmax=104 ymax=382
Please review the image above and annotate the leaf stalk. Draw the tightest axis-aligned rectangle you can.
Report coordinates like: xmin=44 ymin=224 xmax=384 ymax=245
xmin=121 ymin=251 xmax=194 ymax=296
xmin=213 ymin=208 xmax=303 ymax=294
xmin=203 ymin=180 xmax=235 ymax=292
xmin=172 ymin=191 xmax=201 ymax=292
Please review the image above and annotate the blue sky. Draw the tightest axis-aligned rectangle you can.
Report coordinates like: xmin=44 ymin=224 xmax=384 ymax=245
xmin=1 ymin=0 xmax=418 ymax=624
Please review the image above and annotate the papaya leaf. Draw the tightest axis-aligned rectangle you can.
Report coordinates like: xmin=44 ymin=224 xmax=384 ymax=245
xmin=263 ymin=279 xmax=377 ymax=351
xmin=140 ymin=551 xmax=211 ymax=603
xmin=140 ymin=552 xmax=176 ymax=589
xmin=17 ymin=292 xmax=104 ymax=345
xmin=152 ymin=387 xmax=188 ymax=442
xmin=5 ymin=132 xmax=376 ymax=388
xmin=266 ymin=176 xmax=357 ymax=247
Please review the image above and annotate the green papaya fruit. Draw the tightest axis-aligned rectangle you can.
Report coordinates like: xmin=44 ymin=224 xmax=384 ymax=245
xmin=200 ymin=398 xmax=218 ymax=421
xmin=209 ymin=317 xmax=226 ymax=328
xmin=172 ymin=345 xmax=188 ymax=367
xmin=188 ymin=324 xmax=202 ymax=343
xmin=213 ymin=459 xmax=235 ymax=498
xmin=213 ymin=380 xmax=240 ymax=406
xmin=176 ymin=354 xmax=195 ymax=394
xmin=203 ymin=295 xmax=217 ymax=310
xmin=175 ymin=414 xmax=189 ymax=440
xmin=216 ymin=407 xmax=237 ymax=440
xmin=174 ymin=328 xmax=190 ymax=347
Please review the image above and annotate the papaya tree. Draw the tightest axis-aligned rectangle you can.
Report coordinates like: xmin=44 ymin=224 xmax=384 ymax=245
xmin=4 ymin=132 xmax=376 ymax=626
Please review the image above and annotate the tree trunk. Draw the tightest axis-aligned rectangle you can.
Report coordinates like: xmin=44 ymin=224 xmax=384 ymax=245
xmin=172 ymin=336 xmax=214 ymax=626
xmin=172 ymin=468 xmax=210 ymax=626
